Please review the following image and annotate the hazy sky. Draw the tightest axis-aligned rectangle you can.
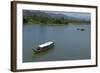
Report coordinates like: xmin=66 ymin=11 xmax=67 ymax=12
xmin=44 ymin=11 xmax=91 ymax=20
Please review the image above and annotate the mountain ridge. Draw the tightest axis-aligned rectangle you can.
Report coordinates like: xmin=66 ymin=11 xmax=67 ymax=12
xmin=23 ymin=10 xmax=90 ymax=24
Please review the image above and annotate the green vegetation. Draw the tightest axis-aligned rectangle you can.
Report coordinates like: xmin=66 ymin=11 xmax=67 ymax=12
xmin=23 ymin=15 xmax=90 ymax=25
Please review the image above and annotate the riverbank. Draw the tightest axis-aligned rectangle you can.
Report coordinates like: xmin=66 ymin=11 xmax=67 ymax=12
xmin=23 ymin=16 xmax=90 ymax=25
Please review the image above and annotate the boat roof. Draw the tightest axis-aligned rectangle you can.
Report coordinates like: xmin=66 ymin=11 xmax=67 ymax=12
xmin=39 ymin=41 xmax=53 ymax=48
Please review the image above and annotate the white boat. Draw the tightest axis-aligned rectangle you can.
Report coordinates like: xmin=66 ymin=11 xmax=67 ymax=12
xmin=32 ymin=41 xmax=55 ymax=53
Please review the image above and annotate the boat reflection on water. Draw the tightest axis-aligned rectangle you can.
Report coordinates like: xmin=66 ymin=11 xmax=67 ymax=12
xmin=32 ymin=47 xmax=55 ymax=61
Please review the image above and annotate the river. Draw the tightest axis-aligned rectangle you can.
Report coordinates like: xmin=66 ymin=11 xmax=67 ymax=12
xmin=23 ymin=23 xmax=91 ymax=62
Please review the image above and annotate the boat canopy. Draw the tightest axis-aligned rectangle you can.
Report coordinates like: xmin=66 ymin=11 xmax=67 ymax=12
xmin=39 ymin=41 xmax=53 ymax=48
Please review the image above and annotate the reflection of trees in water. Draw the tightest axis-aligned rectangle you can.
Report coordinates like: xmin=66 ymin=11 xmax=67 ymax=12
xmin=38 ymin=25 xmax=49 ymax=44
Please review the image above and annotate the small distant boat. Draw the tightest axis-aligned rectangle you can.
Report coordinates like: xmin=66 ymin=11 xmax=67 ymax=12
xmin=32 ymin=41 xmax=55 ymax=53
xmin=77 ymin=28 xmax=85 ymax=31
xmin=80 ymin=29 xmax=85 ymax=31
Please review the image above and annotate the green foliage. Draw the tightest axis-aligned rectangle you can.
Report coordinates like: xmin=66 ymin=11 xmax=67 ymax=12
xmin=23 ymin=15 xmax=90 ymax=25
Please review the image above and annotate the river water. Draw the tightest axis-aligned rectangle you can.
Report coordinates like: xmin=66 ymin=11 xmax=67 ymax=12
xmin=23 ymin=23 xmax=91 ymax=62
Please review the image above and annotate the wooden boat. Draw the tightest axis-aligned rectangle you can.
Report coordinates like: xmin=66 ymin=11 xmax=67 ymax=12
xmin=32 ymin=41 xmax=55 ymax=53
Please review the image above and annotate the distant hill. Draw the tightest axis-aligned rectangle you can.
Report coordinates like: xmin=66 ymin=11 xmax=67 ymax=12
xmin=23 ymin=10 xmax=90 ymax=24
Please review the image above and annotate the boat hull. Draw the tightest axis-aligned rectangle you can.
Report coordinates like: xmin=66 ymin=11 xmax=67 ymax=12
xmin=33 ymin=43 xmax=54 ymax=53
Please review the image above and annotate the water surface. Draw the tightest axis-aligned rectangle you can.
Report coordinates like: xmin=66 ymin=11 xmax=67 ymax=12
xmin=23 ymin=23 xmax=91 ymax=62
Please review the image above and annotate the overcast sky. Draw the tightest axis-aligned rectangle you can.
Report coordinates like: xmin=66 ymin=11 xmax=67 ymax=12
xmin=44 ymin=11 xmax=91 ymax=20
